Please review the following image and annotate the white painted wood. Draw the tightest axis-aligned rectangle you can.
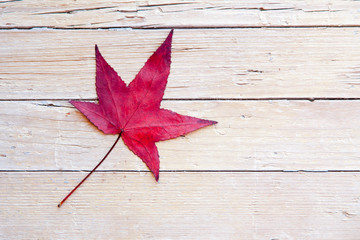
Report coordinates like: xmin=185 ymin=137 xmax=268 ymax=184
xmin=2 ymin=2 xmax=360 ymax=238
xmin=1 ymin=28 xmax=360 ymax=99
xmin=1 ymin=100 xmax=360 ymax=171
xmin=1 ymin=0 xmax=360 ymax=28
xmin=1 ymin=172 xmax=359 ymax=239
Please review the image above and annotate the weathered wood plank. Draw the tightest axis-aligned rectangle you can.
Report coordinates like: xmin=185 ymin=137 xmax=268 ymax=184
xmin=1 ymin=172 xmax=359 ymax=239
xmin=1 ymin=0 xmax=360 ymax=28
xmin=2 ymin=100 xmax=360 ymax=171
xmin=1 ymin=28 xmax=360 ymax=99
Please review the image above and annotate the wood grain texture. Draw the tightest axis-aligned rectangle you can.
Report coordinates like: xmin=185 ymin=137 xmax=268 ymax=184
xmin=2 ymin=100 xmax=360 ymax=171
xmin=2 ymin=1 xmax=360 ymax=238
xmin=1 ymin=28 xmax=360 ymax=99
xmin=1 ymin=172 xmax=359 ymax=240
xmin=1 ymin=0 xmax=360 ymax=28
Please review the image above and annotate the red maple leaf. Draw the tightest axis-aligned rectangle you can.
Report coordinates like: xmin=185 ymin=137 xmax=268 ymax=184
xmin=58 ymin=30 xmax=216 ymax=207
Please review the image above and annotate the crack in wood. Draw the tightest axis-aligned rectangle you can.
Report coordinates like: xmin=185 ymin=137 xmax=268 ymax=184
xmin=0 ymin=0 xmax=22 ymax=3
xmin=138 ymin=2 xmax=196 ymax=8
xmin=34 ymin=6 xmax=117 ymax=15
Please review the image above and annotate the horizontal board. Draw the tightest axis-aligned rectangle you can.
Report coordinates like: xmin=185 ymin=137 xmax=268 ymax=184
xmin=1 ymin=0 xmax=360 ymax=28
xmin=1 ymin=28 xmax=360 ymax=99
xmin=2 ymin=100 xmax=360 ymax=171
xmin=1 ymin=172 xmax=359 ymax=239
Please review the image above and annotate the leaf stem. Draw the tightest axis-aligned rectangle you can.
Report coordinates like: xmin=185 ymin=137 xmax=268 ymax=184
xmin=58 ymin=132 xmax=122 ymax=208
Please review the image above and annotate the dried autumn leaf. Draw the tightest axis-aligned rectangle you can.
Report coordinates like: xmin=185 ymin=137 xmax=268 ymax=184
xmin=59 ymin=30 xmax=217 ymax=207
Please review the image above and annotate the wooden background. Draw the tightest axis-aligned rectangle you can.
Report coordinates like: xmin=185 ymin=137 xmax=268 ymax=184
xmin=1 ymin=1 xmax=360 ymax=239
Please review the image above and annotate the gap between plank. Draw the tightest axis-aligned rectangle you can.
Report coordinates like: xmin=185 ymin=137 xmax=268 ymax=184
xmin=1 ymin=170 xmax=360 ymax=173
xmin=2 ymin=98 xmax=360 ymax=102
xmin=2 ymin=25 xmax=360 ymax=30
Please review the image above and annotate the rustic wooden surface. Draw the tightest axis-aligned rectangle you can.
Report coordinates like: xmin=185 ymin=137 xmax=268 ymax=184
xmin=1 ymin=28 xmax=360 ymax=99
xmin=1 ymin=1 xmax=360 ymax=239
xmin=2 ymin=0 xmax=360 ymax=28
